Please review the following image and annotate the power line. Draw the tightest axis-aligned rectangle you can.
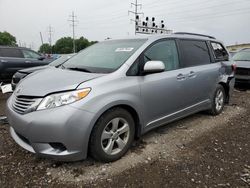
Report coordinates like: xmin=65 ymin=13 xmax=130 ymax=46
xmin=68 ymin=11 xmax=78 ymax=53
xmin=147 ymin=0 xmax=250 ymax=17
xmin=170 ymin=8 xmax=250 ymax=24
xmin=129 ymin=0 xmax=144 ymax=35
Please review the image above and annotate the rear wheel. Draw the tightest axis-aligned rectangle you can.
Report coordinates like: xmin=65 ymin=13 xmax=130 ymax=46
xmin=89 ymin=108 xmax=135 ymax=162
xmin=209 ymin=84 xmax=225 ymax=115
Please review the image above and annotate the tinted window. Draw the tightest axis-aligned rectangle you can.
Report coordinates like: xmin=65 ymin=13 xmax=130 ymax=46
xmin=211 ymin=42 xmax=229 ymax=61
xmin=22 ymin=49 xmax=40 ymax=59
xmin=179 ymin=40 xmax=211 ymax=67
xmin=0 ymin=48 xmax=23 ymax=58
xmin=143 ymin=40 xmax=179 ymax=71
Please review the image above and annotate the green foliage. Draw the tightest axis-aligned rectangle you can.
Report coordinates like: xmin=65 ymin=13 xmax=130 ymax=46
xmin=0 ymin=31 xmax=17 ymax=46
xmin=39 ymin=36 xmax=98 ymax=54
xmin=75 ymin=37 xmax=90 ymax=52
xmin=38 ymin=43 xmax=52 ymax=53
xmin=53 ymin=37 xmax=73 ymax=54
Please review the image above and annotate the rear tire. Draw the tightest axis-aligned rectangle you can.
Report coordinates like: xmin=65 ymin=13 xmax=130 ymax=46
xmin=208 ymin=84 xmax=225 ymax=116
xmin=89 ymin=107 xmax=135 ymax=162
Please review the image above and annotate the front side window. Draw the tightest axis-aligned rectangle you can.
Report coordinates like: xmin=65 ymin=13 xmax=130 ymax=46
xmin=22 ymin=50 xmax=41 ymax=59
xmin=211 ymin=42 xmax=229 ymax=61
xmin=179 ymin=40 xmax=211 ymax=67
xmin=63 ymin=39 xmax=147 ymax=73
xmin=143 ymin=40 xmax=179 ymax=71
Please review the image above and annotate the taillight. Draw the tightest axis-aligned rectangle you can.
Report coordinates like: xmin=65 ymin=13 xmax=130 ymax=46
xmin=232 ymin=64 xmax=237 ymax=72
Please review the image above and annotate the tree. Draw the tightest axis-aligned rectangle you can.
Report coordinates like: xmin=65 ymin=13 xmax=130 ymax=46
xmin=75 ymin=37 xmax=90 ymax=52
xmin=40 ymin=36 xmax=98 ymax=54
xmin=0 ymin=31 xmax=17 ymax=46
xmin=53 ymin=37 xmax=73 ymax=54
xmin=38 ymin=43 xmax=52 ymax=54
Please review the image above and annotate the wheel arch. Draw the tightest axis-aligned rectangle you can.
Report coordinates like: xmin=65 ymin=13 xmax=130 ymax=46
xmin=86 ymin=102 xmax=144 ymax=156
xmin=218 ymin=82 xmax=230 ymax=103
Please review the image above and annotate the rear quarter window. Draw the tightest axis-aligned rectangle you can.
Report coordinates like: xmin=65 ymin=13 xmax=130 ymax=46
xmin=179 ymin=40 xmax=211 ymax=67
xmin=210 ymin=42 xmax=229 ymax=62
xmin=0 ymin=48 xmax=23 ymax=58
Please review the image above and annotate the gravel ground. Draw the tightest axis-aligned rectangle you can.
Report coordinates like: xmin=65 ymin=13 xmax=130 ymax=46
xmin=0 ymin=90 xmax=249 ymax=188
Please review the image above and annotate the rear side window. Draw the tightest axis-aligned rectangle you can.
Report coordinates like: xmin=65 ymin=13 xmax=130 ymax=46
xmin=0 ymin=48 xmax=23 ymax=58
xmin=210 ymin=42 xmax=229 ymax=61
xmin=143 ymin=40 xmax=179 ymax=71
xmin=179 ymin=40 xmax=211 ymax=67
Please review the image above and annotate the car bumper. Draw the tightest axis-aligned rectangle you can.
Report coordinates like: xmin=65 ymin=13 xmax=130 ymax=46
xmin=235 ymin=75 xmax=250 ymax=88
xmin=6 ymin=94 xmax=96 ymax=161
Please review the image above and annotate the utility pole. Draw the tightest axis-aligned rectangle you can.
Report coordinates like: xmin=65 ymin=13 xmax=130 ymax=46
xmin=129 ymin=0 xmax=143 ymax=35
xmin=47 ymin=25 xmax=53 ymax=54
xmin=68 ymin=11 xmax=78 ymax=53
xmin=40 ymin=32 xmax=44 ymax=46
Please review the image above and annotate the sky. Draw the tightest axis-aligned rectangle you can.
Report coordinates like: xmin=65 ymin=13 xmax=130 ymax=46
xmin=0 ymin=0 xmax=250 ymax=50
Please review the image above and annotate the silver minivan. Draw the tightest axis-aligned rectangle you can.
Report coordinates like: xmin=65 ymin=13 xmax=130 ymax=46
xmin=6 ymin=33 xmax=235 ymax=162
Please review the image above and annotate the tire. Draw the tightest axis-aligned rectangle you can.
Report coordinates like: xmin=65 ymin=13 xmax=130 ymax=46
xmin=208 ymin=84 xmax=226 ymax=116
xmin=89 ymin=107 xmax=135 ymax=162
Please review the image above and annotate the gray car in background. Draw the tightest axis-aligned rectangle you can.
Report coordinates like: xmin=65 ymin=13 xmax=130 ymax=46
xmin=6 ymin=33 xmax=235 ymax=162
xmin=233 ymin=48 xmax=250 ymax=89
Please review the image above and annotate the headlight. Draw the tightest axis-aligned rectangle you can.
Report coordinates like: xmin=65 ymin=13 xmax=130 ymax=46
xmin=36 ymin=88 xmax=91 ymax=111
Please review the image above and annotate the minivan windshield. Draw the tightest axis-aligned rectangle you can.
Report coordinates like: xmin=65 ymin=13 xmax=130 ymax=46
xmin=62 ymin=39 xmax=147 ymax=73
xmin=233 ymin=49 xmax=250 ymax=61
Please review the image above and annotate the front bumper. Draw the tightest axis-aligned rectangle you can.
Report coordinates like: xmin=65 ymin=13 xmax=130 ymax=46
xmin=6 ymin=94 xmax=96 ymax=161
xmin=235 ymin=75 xmax=250 ymax=88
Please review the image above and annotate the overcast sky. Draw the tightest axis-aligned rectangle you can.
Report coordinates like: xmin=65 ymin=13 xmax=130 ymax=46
xmin=0 ymin=0 xmax=250 ymax=50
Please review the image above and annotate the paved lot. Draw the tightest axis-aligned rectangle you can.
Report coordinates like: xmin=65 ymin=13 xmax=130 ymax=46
xmin=0 ymin=91 xmax=250 ymax=188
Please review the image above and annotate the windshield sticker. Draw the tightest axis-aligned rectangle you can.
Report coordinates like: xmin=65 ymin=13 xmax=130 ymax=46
xmin=115 ymin=48 xmax=134 ymax=52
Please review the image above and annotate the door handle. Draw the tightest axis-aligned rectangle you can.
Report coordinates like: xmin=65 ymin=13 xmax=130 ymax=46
xmin=176 ymin=74 xmax=186 ymax=81
xmin=25 ymin=61 xmax=31 ymax=63
xmin=188 ymin=71 xmax=196 ymax=78
xmin=0 ymin=60 xmax=8 ymax=63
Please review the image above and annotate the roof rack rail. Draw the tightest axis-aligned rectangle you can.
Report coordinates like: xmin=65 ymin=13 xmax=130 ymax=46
xmin=174 ymin=32 xmax=216 ymax=39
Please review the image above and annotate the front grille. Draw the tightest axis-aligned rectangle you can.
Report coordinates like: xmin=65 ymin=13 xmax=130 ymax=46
xmin=12 ymin=96 xmax=40 ymax=114
xmin=236 ymin=68 xmax=250 ymax=76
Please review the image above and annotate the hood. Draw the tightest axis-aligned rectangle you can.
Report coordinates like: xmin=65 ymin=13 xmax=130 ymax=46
xmin=235 ymin=61 xmax=250 ymax=69
xmin=18 ymin=65 xmax=49 ymax=74
xmin=15 ymin=68 xmax=104 ymax=97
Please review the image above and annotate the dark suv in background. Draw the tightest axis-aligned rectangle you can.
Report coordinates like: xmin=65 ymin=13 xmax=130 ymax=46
xmin=0 ymin=46 xmax=51 ymax=83
xmin=11 ymin=54 xmax=74 ymax=89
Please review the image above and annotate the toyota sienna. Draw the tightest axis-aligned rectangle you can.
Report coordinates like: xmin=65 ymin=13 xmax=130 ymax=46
xmin=6 ymin=33 xmax=235 ymax=162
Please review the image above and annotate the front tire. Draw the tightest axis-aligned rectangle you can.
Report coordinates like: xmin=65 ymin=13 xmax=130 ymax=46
xmin=89 ymin=108 xmax=135 ymax=162
xmin=209 ymin=84 xmax=225 ymax=116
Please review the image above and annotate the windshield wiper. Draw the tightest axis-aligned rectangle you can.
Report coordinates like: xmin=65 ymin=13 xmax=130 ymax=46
xmin=67 ymin=67 xmax=92 ymax=73
xmin=234 ymin=60 xmax=250 ymax=61
xmin=60 ymin=64 xmax=66 ymax=69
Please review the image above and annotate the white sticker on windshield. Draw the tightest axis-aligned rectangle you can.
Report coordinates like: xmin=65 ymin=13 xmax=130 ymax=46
xmin=115 ymin=48 xmax=134 ymax=52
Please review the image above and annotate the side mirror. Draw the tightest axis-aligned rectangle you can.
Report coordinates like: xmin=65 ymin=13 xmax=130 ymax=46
xmin=143 ymin=61 xmax=165 ymax=74
xmin=38 ymin=56 xmax=45 ymax=60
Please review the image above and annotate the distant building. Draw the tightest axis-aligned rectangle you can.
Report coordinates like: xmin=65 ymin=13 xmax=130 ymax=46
xmin=227 ymin=43 xmax=250 ymax=52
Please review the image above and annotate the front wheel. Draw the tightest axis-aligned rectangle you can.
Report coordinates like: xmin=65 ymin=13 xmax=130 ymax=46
xmin=89 ymin=108 xmax=135 ymax=162
xmin=209 ymin=84 xmax=225 ymax=116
